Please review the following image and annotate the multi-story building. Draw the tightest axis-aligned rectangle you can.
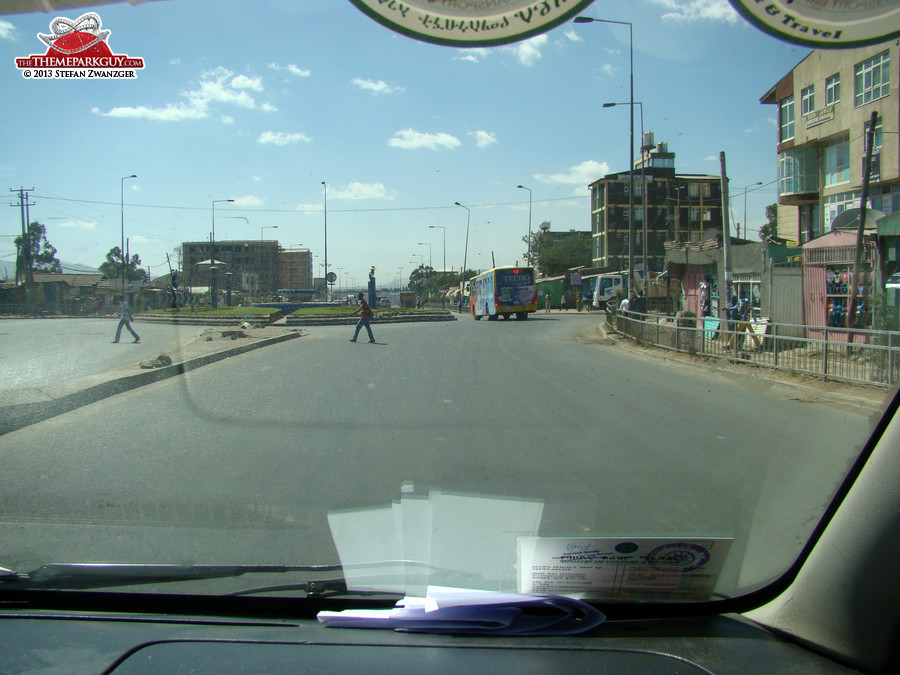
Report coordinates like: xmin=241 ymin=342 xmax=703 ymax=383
xmin=760 ymin=40 xmax=898 ymax=243
xmin=277 ymin=247 xmax=313 ymax=290
xmin=588 ymin=139 xmax=723 ymax=271
xmin=181 ymin=239 xmax=280 ymax=296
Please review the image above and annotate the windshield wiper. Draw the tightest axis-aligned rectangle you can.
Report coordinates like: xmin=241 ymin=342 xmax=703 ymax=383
xmin=0 ymin=561 xmax=482 ymax=597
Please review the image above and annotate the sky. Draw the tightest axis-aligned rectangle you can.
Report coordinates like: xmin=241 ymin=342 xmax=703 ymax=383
xmin=0 ymin=0 xmax=813 ymax=289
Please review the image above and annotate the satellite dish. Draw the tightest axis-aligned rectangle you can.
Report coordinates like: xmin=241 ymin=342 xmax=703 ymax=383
xmin=831 ymin=208 xmax=885 ymax=231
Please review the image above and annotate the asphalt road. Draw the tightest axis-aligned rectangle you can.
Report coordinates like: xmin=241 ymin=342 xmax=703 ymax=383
xmin=0 ymin=314 xmax=884 ymax=596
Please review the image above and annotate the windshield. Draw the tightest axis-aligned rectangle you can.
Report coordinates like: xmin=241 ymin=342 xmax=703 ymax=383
xmin=0 ymin=1 xmax=896 ymax=606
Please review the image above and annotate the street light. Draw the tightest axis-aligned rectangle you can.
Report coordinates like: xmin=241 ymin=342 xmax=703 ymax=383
xmin=321 ymin=181 xmax=328 ymax=301
xmin=741 ymin=181 xmax=763 ymax=240
xmin=604 ymin=100 xmax=646 ymax=280
xmin=517 ymin=185 xmax=532 ymax=264
xmin=120 ymin=174 xmax=137 ymax=294
xmin=429 ymin=225 xmax=446 ymax=275
xmin=417 ymin=242 xmax=432 ymax=269
xmin=260 ymin=226 xmax=278 ymax=299
xmin=575 ymin=15 xmax=635 ymax=298
xmin=454 ymin=202 xmax=471 ymax=288
xmin=211 ymin=198 xmax=234 ymax=309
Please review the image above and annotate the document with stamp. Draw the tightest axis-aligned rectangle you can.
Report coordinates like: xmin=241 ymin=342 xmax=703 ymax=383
xmin=518 ymin=537 xmax=733 ymax=601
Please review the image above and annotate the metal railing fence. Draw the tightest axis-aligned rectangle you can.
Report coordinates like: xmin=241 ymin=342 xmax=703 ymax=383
xmin=610 ymin=310 xmax=900 ymax=387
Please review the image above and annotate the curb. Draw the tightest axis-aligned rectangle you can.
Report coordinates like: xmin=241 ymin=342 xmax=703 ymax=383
xmin=286 ymin=311 xmax=456 ymax=327
xmin=0 ymin=331 xmax=301 ymax=436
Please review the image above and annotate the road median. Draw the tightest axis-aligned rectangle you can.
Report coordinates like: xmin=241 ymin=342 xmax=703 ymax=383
xmin=0 ymin=327 xmax=302 ymax=436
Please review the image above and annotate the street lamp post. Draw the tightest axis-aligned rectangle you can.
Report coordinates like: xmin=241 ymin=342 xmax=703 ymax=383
xmin=120 ymin=174 xmax=137 ymax=295
xmin=575 ymin=15 xmax=634 ymax=299
xmin=429 ymin=225 xmax=446 ymax=276
xmin=517 ymin=185 xmax=532 ymax=264
xmin=742 ymin=181 xmax=762 ymax=240
xmin=454 ymin=201 xmax=471 ymax=289
xmin=261 ymin=225 xmax=278 ymax=299
xmin=417 ymin=242 xmax=432 ymax=269
xmin=321 ymin=181 xmax=328 ymax=301
xmin=211 ymin=198 xmax=234 ymax=309
xmin=604 ymin=100 xmax=645 ymax=282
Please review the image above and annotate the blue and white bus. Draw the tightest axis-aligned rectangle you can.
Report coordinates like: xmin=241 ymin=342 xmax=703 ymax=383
xmin=469 ymin=266 xmax=537 ymax=320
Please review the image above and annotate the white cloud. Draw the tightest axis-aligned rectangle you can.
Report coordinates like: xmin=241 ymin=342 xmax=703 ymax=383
xmin=564 ymin=30 xmax=582 ymax=42
xmin=94 ymin=66 xmax=271 ymax=121
xmin=94 ymin=103 xmax=206 ymax=122
xmin=130 ymin=184 xmax=140 ymax=191
xmin=59 ymin=220 xmax=96 ymax=230
xmin=231 ymin=74 xmax=263 ymax=91
xmin=269 ymin=62 xmax=311 ymax=77
xmin=704 ymin=155 xmax=718 ymax=161
xmin=130 ymin=235 xmax=158 ymax=244
xmin=168 ymin=57 xmax=181 ymax=66
xmin=599 ymin=63 xmax=617 ymax=77
xmin=388 ymin=129 xmax=461 ymax=150
xmin=330 ymin=182 xmax=395 ymax=200
xmin=260 ymin=102 xmax=278 ymax=113
xmin=648 ymin=0 xmax=739 ymax=24
xmin=469 ymin=130 xmax=497 ymax=148
xmin=295 ymin=202 xmax=322 ymax=213
xmin=221 ymin=115 xmax=234 ymax=124
xmin=501 ymin=34 xmax=547 ymax=67
xmin=233 ymin=195 xmax=262 ymax=207
xmin=0 ymin=20 xmax=17 ymax=41
xmin=253 ymin=176 xmax=262 ymax=182
xmin=352 ymin=78 xmax=403 ymax=95
xmin=535 ymin=160 xmax=610 ymax=188
xmin=257 ymin=131 xmax=312 ymax=146
xmin=454 ymin=48 xmax=491 ymax=64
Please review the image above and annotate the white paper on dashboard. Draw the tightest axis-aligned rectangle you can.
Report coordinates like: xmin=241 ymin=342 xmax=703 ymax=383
xmin=518 ymin=536 xmax=733 ymax=601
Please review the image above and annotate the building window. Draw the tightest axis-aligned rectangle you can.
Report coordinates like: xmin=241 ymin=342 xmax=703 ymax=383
xmin=825 ymin=73 xmax=840 ymax=105
xmin=824 ymin=136 xmax=850 ymax=186
xmin=778 ymin=147 xmax=818 ymax=195
xmin=854 ymin=50 xmax=890 ymax=106
xmin=702 ymin=183 xmax=711 ymax=198
xmin=801 ymin=85 xmax=815 ymax=115
xmin=780 ymin=95 xmax=795 ymax=142
xmin=688 ymin=183 xmax=699 ymax=198
xmin=863 ymin=116 xmax=883 ymax=151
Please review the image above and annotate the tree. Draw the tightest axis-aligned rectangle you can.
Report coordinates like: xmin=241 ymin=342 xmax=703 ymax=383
xmin=407 ymin=264 xmax=434 ymax=295
xmin=523 ymin=230 xmax=591 ymax=277
xmin=99 ymin=246 xmax=147 ymax=284
xmin=759 ymin=204 xmax=778 ymax=242
xmin=14 ymin=221 xmax=62 ymax=277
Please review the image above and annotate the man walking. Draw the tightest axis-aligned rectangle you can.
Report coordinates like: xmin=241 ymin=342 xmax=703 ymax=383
xmin=112 ymin=298 xmax=140 ymax=344
xmin=349 ymin=292 xmax=375 ymax=343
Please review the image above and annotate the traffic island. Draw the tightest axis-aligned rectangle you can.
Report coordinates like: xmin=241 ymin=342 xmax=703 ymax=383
xmin=286 ymin=308 xmax=456 ymax=327
xmin=0 ymin=326 xmax=302 ymax=436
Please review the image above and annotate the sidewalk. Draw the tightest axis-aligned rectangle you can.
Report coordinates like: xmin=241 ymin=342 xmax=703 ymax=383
xmin=0 ymin=326 xmax=302 ymax=436
xmin=597 ymin=318 xmax=889 ymax=412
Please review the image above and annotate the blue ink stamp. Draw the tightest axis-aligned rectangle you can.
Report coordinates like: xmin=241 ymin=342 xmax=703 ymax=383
xmin=646 ymin=543 xmax=710 ymax=572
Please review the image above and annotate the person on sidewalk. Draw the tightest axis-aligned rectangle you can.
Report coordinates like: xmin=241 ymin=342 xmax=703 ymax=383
xmin=349 ymin=292 xmax=375 ymax=343
xmin=727 ymin=292 xmax=761 ymax=350
xmin=112 ymin=299 xmax=140 ymax=344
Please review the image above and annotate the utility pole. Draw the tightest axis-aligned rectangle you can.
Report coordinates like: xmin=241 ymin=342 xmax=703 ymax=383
xmin=719 ymin=152 xmax=731 ymax=322
xmin=9 ymin=187 xmax=36 ymax=289
xmin=849 ymin=111 xmax=878 ymax=334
